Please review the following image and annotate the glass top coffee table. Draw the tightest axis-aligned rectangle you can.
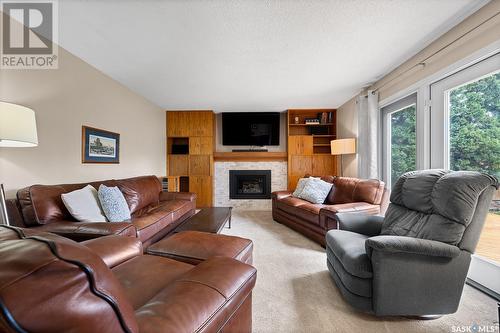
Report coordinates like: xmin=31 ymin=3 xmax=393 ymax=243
xmin=174 ymin=207 xmax=232 ymax=234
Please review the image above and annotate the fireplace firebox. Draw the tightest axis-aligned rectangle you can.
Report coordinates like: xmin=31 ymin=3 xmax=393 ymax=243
xmin=229 ymin=170 xmax=271 ymax=199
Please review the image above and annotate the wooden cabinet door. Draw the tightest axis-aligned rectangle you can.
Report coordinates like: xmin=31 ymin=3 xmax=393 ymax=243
xmin=189 ymin=176 xmax=212 ymax=207
xmin=189 ymin=112 xmax=214 ymax=137
xmin=312 ymin=155 xmax=337 ymax=176
xmin=288 ymin=136 xmax=313 ymax=155
xmin=189 ymin=137 xmax=213 ymax=155
xmin=167 ymin=112 xmax=190 ymax=137
xmin=189 ymin=155 xmax=212 ymax=176
xmin=168 ymin=155 xmax=189 ymax=176
xmin=289 ymin=155 xmax=312 ymax=176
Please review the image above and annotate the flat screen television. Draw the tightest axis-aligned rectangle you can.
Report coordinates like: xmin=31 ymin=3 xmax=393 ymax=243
xmin=222 ymin=112 xmax=280 ymax=146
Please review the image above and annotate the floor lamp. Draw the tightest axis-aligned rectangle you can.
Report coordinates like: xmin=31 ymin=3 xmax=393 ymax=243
xmin=0 ymin=102 xmax=38 ymax=225
xmin=330 ymin=138 xmax=356 ymax=177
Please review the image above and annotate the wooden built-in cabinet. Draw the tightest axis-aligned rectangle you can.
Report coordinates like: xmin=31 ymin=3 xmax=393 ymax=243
xmin=287 ymin=109 xmax=338 ymax=190
xmin=166 ymin=111 xmax=214 ymax=207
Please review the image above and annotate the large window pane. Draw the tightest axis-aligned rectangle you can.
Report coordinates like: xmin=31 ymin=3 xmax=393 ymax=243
xmin=390 ymin=105 xmax=416 ymax=185
xmin=448 ymin=72 xmax=500 ymax=264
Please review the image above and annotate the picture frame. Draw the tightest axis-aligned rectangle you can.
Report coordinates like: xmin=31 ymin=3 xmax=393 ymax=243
xmin=82 ymin=126 xmax=120 ymax=164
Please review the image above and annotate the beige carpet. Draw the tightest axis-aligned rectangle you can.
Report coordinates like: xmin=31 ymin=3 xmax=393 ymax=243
xmin=222 ymin=210 xmax=499 ymax=333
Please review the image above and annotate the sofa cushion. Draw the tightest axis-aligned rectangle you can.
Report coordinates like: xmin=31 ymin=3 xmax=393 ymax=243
xmin=276 ymin=197 xmax=320 ymax=226
xmin=325 ymin=230 xmax=372 ymax=278
xmin=382 ymin=170 xmax=499 ymax=245
xmin=117 ymin=176 xmax=162 ymax=214
xmin=131 ymin=200 xmax=193 ymax=242
xmin=135 ymin=257 xmax=256 ymax=333
xmin=112 ymin=255 xmax=193 ymax=309
xmin=327 ymin=177 xmax=385 ymax=205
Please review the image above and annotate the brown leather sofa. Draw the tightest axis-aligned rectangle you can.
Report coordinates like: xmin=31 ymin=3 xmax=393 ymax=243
xmin=0 ymin=225 xmax=256 ymax=333
xmin=272 ymin=176 xmax=389 ymax=246
xmin=6 ymin=176 xmax=196 ymax=247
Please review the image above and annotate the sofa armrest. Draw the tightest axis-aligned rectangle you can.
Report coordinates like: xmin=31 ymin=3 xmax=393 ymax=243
xmin=34 ymin=221 xmax=137 ymax=242
xmin=335 ymin=212 xmax=384 ymax=236
xmin=159 ymin=191 xmax=196 ymax=202
xmin=82 ymin=235 xmax=143 ymax=268
xmin=366 ymin=235 xmax=461 ymax=259
xmin=272 ymin=191 xmax=293 ymax=200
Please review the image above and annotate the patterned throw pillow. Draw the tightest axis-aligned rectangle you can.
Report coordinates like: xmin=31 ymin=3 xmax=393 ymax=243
xmin=298 ymin=178 xmax=333 ymax=204
xmin=292 ymin=177 xmax=318 ymax=198
xmin=98 ymin=185 xmax=131 ymax=222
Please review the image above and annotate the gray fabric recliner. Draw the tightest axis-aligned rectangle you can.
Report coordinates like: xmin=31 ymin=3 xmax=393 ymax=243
xmin=325 ymin=169 xmax=499 ymax=316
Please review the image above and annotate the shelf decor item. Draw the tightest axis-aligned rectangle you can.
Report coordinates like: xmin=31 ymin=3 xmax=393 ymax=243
xmin=294 ymin=116 xmax=299 ymax=124
xmin=82 ymin=126 xmax=120 ymax=164
xmin=331 ymin=138 xmax=356 ymax=177
xmin=0 ymin=101 xmax=39 ymax=225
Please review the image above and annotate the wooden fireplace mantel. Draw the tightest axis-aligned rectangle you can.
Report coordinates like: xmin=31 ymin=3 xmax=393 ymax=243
xmin=213 ymin=151 xmax=287 ymax=162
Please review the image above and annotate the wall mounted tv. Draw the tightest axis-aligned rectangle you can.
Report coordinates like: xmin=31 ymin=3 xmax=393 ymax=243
xmin=222 ymin=112 xmax=280 ymax=146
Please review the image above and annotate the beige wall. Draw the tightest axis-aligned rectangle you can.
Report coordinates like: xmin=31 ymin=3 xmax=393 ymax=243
xmin=0 ymin=46 xmax=165 ymax=197
xmin=336 ymin=96 xmax=358 ymax=177
xmin=336 ymin=1 xmax=500 ymax=177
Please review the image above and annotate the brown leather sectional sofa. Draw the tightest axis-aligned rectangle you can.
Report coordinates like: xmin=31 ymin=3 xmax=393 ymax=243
xmin=272 ymin=176 xmax=389 ymax=246
xmin=0 ymin=225 xmax=256 ymax=332
xmin=6 ymin=175 xmax=196 ymax=247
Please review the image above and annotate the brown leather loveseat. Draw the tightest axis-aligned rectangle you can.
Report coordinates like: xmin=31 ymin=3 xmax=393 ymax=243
xmin=7 ymin=175 xmax=195 ymax=246
xmin=0 ymin=225 xmax=256 ymax=332
xmin=272 ymin=176 xmax=389 ymax=246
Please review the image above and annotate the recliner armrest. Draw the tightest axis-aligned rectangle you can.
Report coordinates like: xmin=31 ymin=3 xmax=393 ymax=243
xmin=271 ymin=191 xmax=293 ymax=200
xmin=33 ymin=221 xmax=137 ymax=241
xmin=365 ymin=235 xmax=461 ymax=259
xmin=159 ymin=191 xmax=196 ymax=202
xmin=82 ymin=235 xmax=143 ymax=268
xmin=335 ymin=212 xmax=384 ymax=236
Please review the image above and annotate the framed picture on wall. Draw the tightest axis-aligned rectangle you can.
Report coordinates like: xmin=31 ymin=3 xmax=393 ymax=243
xmin=82 ymin=126 xmax=120 ymax=164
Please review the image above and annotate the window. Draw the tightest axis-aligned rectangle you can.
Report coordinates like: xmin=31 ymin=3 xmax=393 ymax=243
xmin=381 ymin=93 xmax=417 ymax=188
xmin=431 ymin=53 xmax=500 ymax=297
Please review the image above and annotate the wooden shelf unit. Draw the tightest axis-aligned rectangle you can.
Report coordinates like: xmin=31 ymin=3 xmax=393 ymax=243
xmin=166 ymin=111 xmax=214 ymax=207
xmin=287 ymin=109 xmax=338 ymax=190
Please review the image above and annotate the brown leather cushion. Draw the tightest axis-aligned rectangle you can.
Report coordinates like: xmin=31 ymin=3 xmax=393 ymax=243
xmin=147 ymin=231 xmax=253 ymax=265
xmin=117 ymin=176 xmax=162 ymax=214
xmin=112 ymin=255 xmax=193 ymax=309
xmin=135 ymin=257 xmax=256 ymax=333
xmin=17 ymin=176 xmax=160 ymax=226
xmin=0 ymin=226 xmax=139 ymax=333
xmin=326 ymin=177 xmax=385 ymax=205
xmin=276 ymin=197 xmax=320 ymax=226
xmin=131 ymin=200 xmax=193 ymax=242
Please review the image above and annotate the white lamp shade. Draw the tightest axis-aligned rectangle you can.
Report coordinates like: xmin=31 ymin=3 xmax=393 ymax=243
xmin=0 ymin=102 xmax=38 ymax=147
xmin=331 ymin=138 xmax=356 ymax=155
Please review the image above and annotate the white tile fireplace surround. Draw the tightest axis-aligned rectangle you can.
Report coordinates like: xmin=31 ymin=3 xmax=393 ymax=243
xmin=214 ymin=161 xmax=287 ymax=210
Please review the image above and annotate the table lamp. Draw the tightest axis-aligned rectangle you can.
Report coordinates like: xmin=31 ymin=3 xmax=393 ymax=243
xmin=330 ymin=138 xmax=356 ymax=177
xmin=0 ymin=102 xmax=38 ymax=225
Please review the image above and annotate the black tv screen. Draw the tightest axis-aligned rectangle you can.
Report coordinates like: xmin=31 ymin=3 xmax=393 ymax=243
xmin=222 ymin=112 xmax=280 ymax=146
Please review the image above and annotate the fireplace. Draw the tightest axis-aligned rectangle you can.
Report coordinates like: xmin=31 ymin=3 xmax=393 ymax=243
xmin=229 ymin=170 xmax=271 ymax=199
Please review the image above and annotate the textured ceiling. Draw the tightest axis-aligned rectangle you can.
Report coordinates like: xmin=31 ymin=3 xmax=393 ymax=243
xmin=57 ymin=0 xmax=488 ymax=111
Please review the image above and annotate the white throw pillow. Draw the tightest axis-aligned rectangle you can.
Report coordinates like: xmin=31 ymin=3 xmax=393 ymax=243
xmin=61 ymin=185 xmax=107 ymax=222
xmin=298 ymin=178 xmax=333 ymax=204
xmin=292 ymin=177 xmax=318 ymax=198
